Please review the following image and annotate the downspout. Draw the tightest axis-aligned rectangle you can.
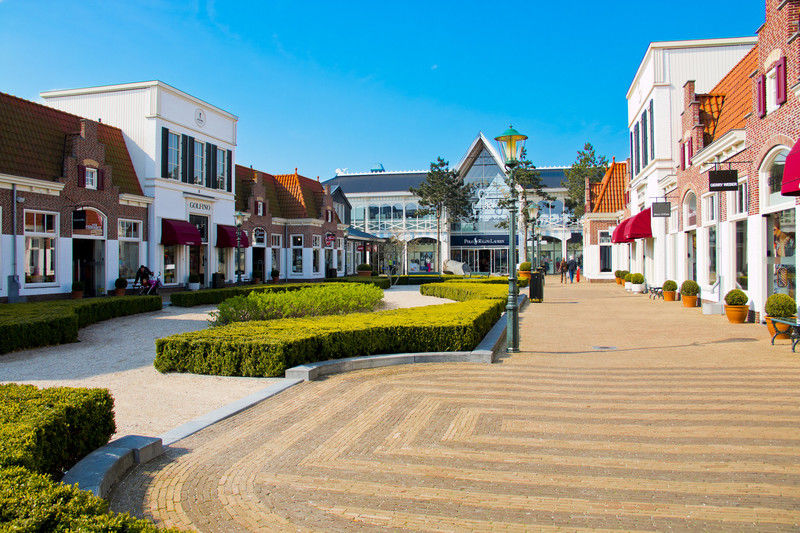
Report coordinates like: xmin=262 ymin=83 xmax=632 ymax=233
xmin=283 ymin=223 xmax=288 ymax=282
xmin=8 ymin=184 xmax=21 ymax=302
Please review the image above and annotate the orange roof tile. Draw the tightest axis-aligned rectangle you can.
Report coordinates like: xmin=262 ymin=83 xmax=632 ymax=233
xmin=706 ymin=47 xmax=758 ymax=142
xmin=273 ymin=169 xmax=324 ymax=219
xmin=591 ymin=161 xmax=628 ymax=213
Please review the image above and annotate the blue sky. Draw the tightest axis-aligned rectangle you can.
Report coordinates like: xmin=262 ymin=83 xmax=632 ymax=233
xmin=1 ymin=1 xmax=764 ymax=180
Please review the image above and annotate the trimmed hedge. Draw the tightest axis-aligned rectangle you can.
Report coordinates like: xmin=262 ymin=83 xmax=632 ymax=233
xmin=170 ymin=283 xmax=315 ymax=307
xmin=680 ymin=280 xmax=700 ymax=296
xmin=0 ymin=466 xmax=176 ymax=531
xmin=0 ymin=296 xmax=162 ymax=355
xmin=155 ymin=298 xmax=504 ymax=377
xmin=338 ymin=276 xmax=392 ymax=289
xmin=765 ymin=293 xmax=796 ymax=318
xmin=0 ymin=384 xmax=115 ymax=477
xmin=420 ymin=282 xmax=508 ymax=301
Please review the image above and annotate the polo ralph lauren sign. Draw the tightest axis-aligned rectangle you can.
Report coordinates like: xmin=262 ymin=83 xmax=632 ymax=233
xmin=451 ymin=234 xmax=518 ymax=247
xmin=709 ymin=170 xmax=739 ymax=192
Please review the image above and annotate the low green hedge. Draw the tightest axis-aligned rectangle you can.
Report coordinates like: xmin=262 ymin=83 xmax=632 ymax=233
xmin=338 ymin=276 xmax=392 ymax=289
xmin=0 ymin=466 xmax=175 ymax=532
xmin=0 ymin=384 xmax=115 ymax=478
xmin=170 ymin=283 xmax=316 ymax=307
xmin=0 ymin=296 xmax=162 ymax=355
xmin=155 ymin=298 xmax=504 ymax=377
xmin=420 ymin=282 xmax=508 ymax=301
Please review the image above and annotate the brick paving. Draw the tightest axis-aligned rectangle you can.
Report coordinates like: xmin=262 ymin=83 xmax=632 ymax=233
xmin=109 ymin=279 xmax=800 ymax=531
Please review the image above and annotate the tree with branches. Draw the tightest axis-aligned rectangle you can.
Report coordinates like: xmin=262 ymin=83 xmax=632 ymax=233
xmin=562 ymin=142 xmax=609 ymax=219
xmin=410 ymin=157 xmax=474 ymax=271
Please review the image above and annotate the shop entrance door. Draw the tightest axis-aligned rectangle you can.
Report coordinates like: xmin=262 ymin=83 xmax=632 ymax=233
xmin=252 ymin=248 xmax=265 ymax=282
xmin=73 ymin=239 xmax=104 ymax=297
xmin=478 ymin=250 xmax=491 ymax=274
xmin=687 ymin=230 xmax=697 ymax=281
xmin=189 ymin=245 xmax=206 ymax=284
xmin=767 ymin=210 xmax=796 ymax=299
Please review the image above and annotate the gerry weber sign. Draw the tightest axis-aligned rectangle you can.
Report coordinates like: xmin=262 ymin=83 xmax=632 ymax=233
xmin=188 ymin=200 xmax=212 ymax=212
xmin=451 ymin=234 xmax=518 ymax=247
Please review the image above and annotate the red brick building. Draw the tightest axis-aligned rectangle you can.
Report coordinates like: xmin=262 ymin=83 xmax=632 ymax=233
xmin=235 ymin=165 xmax=346 ymax=281
xmin=582 ymin=159 xmax=629 ymax=282
xmin=0 ymin=93 xmax=151 ymax=301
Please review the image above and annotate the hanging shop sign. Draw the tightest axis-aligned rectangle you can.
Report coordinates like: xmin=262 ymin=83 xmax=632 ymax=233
xmin=709 ymin=170 xmax=739 ymax=192
xmin=651 ymin=201 xmax=672 ymax=217
xmin=356 ymin=244 xmax=365 ymax=252
xmin=325 ymin=232 xmax=336 ymax=246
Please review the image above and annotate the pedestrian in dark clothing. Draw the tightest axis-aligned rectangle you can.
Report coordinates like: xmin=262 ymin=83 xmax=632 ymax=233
xmin=559 ymin=259 xmax=567 ymax=284
xmin=568 ymin=256 xmax=577 ymax=283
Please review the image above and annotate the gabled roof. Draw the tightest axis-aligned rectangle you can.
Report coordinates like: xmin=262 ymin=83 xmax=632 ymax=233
xmin=455 ymin=132 xmax=508 ymax=178
xmin=323 ymin=170 xmax=427 ymax=194
xmin=235 ymin=165 xmax=280 ymax=215
xmin=698 ymin=94 xmax=724 ymax=138
xmin=590 ymin=160 xmax=628 ymax=213
xmin=0 ymin=92 xmax=142 ymax=195
xmin=274 ymin=171 xmax=324 ymax=219
xmin=705 ymin=46 xmax=758 ymax=142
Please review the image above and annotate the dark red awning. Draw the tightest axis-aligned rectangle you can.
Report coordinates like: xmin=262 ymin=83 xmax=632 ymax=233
xmin=781 ymin=142 xmax=800 ymax=196
xmin=161 ymin=218 xmax=202 ymax=246
xmin=623 ymin=208 xmax=653 ymax=241
xmin=216 ymin=224 xmax=250 ymax=248
xmin=611 ymin=219 xmax=631 ymax=243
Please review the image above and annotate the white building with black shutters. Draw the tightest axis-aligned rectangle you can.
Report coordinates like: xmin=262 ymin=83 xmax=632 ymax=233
xmin=42 ymin=81 xmax=239 ymax=287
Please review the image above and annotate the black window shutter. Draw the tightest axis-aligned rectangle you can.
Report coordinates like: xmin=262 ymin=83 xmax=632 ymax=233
xmin=181 ymin=135 xmax=189 ymax=182
xmin=98 ymin=169 xmax=105 ymax=190
xmin=161 ymin=127 xmax=169 ymax=178
xmin=226 ymin=149 xmax=232 ymax=192
xmin=777 ymin=56 xmax=787 ymax=105
xmin=186 ymin=136 xmax=195 ymax=183
xmin=77 ymin=165 xmax=86 ymax=188
xmin=641 ymin=113 xmax=648 ymax=166
xmin=206 ymin=143 xmax=214 ymax=188
xmin=649 ymin=100 xmax=655 ymax=160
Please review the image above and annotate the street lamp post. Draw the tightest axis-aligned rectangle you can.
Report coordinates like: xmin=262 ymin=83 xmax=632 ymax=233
xmin=234 ymin=211 xmax=246 ymax=285
xmin=527 ymin=202 xmax=539 ymax=270
xmin=495 ymin=125 xmax=527 ymax=353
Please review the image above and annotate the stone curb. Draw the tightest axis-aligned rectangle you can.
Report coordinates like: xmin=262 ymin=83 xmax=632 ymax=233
xmin=285 ymin=294 xmax=528 ymax=381
xmin=61 ymin=436 xmax=161 ymax=498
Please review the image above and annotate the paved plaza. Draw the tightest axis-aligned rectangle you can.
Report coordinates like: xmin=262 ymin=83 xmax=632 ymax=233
xmin=109 ymin=280 xmax=800 ymax=531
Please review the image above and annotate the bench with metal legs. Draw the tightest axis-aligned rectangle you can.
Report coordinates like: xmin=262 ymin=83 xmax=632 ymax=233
xmin=769 ymin=318 xmax=800 ymax=352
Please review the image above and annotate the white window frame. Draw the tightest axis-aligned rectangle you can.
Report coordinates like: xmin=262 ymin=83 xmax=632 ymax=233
xmin=313 ymin=235 xmax=322 ymax=248
xmin=252 ymin=227 xmax=267 ymax=247
xmin=216 ymin=147 xmax=227 ymax=189
xmin=290 ymin=234 xmax=304 ymax=276
xmin=194 ymin=140 xmax=205 ymax=185
xmin=118 ymin=219 xmax=142 ymax=280
xmin=727 ymin=177 xmax=749 ymax=220
xmin=701 ymin=193 xmax=717 ymax=225
xmin=271 ymin=234 xmax=281 ymax=248
xmin=337 ymin=237 xmax=344 ymax=249
xmin=168 ymin=132 xmax=181 ymax=180
xmin=766 ymin=67 xmax=778 ymax=115
xmin=683 ymin=192 xmax=698 ymax=230
xmin=85 ymin=168 xmax=98 ymax=190
xmin=24 ymin=210 xmax=59 ymax=286
xmin=760 ymin=145 xmax=794 ymax=214
xmin=256 ymin=201 xmax=264 ymax=217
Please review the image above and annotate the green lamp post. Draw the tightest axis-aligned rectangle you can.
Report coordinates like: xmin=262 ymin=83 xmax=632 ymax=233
xmin=527 ymin=201 xmax=539 ymax=270
xmin=495 ymin=125 xmax=527 ymax=353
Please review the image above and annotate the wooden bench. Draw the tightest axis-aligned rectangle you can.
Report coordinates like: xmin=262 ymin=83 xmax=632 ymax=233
xmin=769 ymin=318 xmax=800 ymax=352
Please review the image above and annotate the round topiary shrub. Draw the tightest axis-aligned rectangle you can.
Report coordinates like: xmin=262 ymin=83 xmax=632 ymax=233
xmin=724 ymin=289 xmax=748 ymax=306
xmin=630 ymin=273 xmax=644 ymax=284
xmin=114 ymin=277 xmax=128 ymax=290
xmin=357 ymin=263 xmax=371 ymax=271
xmin=662 ymin=280 xmax=677 ymax=292
xmin=621 ymin=270 xmax=630 ymax=278
xmin=624 ymin=273 xmax=632 ymax=282
xmin=188 ymin=273 xmax=201 ymax=284
xmin=519 ymin=261 xmax=532 ymax=271
xmin=71 ymin=281 xmax=84 ymax=292
xmin=765 ymin=293 xmax=797 ymax=318
xmin=680 ymin=280 xmax=700 ymax=296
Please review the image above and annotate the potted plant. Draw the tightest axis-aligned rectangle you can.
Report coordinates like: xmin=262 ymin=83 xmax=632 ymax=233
xmin=630 ymin=273 xmax=645 ymax=293
xmin=114 ymin=277 xmax=128 ymax=296
xmin=518 ymin=261 xmax=532 ymax=280
xmin=357 ymin=263 xmax=372 ymax=277
xmin=71 ymin=281 xmax=84 ymax=299
xmin=662 ymin=280 xmax=677 ymax=301
xmin=680 ymin=280 xmax=700 ymax=308
xmin=623 ymin=272 xmax=632 ymax=291
xmin=724 ymin=289 xmax=749 ymax=323
xmin=620 ymin=270 xmax=629 ymax=288
xmin=614 ymin=270 xmax=623 ymax=285
xmin=765 ymin=293 xmax=797 ymax=339
xmin=271 ymin=269 xmax=280 ymax=283
xmin=187 ymin=273 xmax=201 ymax=291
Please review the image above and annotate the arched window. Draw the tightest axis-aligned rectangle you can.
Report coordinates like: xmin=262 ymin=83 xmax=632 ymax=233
xmin=683 ymin=191 xmax=697 ymax=228
xmin=405 ymin=203 xmax=418 ymax=219
xmin=762 ymin=147 xmax=790 ymax=207
xmin=253 ymin=227 xmax=266 ymax=246
xmin=380 ymin=205 xmax=392 ymax=229
xmin=392 ymin=203 xmax=403 ymax=221
xmin=72 ymin=208 xmax=106 ymax=238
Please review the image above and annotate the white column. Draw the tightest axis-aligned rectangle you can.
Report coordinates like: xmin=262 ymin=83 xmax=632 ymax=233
xmin=748 ymin=213 xmax=766 ymax=318
xmin=106 ymin=239 xmax=119 ymax=291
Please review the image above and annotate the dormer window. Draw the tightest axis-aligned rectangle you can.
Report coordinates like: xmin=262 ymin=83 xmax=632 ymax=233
xmin=85 ymin=168 xmax=98 ymax=190
xmin=257 ymin=201 xmax=264 ymax=216
xmin=758 ymin=56 xmax=787 ymax=117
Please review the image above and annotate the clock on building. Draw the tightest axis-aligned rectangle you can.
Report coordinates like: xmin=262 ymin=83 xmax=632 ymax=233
xmin=194 ymin=108 xmax=206 ymax=127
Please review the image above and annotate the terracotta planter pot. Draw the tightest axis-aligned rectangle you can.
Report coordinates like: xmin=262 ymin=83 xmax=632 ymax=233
xmin=114 ymin=288 xmax=126 ymax=296
xmin=663 ymin=290 xmax=676 ymax=302
xmin=272 ymin=276 xmax=280 ymax=283
xmin=357 ymin=271 xmax=372 ymax=277
xmin=615 ymin=277 xmax=623 ymax=285
xmin=518 ymin=271 xmax=531 ymax=280
xmin=71 ymin=290 xmax=83 ymax=300
xmin=681 ymin=295 xmax=698 ymax=308
xmin=766 ymin=316 xmax=796 ymax=340
xmin=724 ymin=305 xmax=749 ymax=324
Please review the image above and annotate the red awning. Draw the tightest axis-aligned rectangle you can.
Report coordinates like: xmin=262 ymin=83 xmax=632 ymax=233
xmin=216 ymin=224 xmax=250 ymax=248
xmin=611 ymin=219 xmax=631 ymax=243
xmin=161 ymin=218 xmax=202 ymax=246
xmin=781 ymin=142 xmax=800 ymax=196
xmin=623 ymin=208 xmax=653 ymax=241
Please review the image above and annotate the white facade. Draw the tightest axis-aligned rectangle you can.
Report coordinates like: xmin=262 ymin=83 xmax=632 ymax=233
xmin=42 ymin=81 xmax=239 ymax=287
xmin=622 ymin=37 xmax=757 ymax=286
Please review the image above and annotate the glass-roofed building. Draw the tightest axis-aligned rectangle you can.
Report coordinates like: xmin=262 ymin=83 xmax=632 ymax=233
xmin=324 ymin=133 xmax=579 ymax=274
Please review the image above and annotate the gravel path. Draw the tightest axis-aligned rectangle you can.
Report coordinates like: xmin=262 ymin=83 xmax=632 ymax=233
xmin=0 ymin=286 xmax=452 ymax=437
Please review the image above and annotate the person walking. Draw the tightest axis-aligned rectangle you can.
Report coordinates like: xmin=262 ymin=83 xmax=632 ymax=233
xmin=567 ymin=255 xmax=577 ymax=283
xmin=559 ymin=258 xmax=567 ymax=284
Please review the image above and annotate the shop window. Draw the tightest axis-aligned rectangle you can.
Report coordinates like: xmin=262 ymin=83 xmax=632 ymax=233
xmin=193 ymin=140 xmax=205 ymax=185
xmin=708 ymin=225 xmax=717 ymax=285
xmin=291 ymin=235 xmax=303 ymax=274
xmin=701 ymin=194 xmax=717 ymax=224
xmin=189 ymin=214 xmax=208 ymax=243
xmin=313 ymin=235 xmax=321 ymax=248
xmin=735 ymin=220 xmax=748 ymax=290
xmin=218 ymin=249 xmax=228 ymax=277
xmin=271 ymin=234 xmax=281 ymax=248
xmin=312 ymin=235 xmax=321 ymax=273
xmin=216 ymin=148 xmax=227 ymax=189
xmin=167 ymin=132 xmax=181 ymax=180
xmin=24 ymin=211 xmax=57 ymax=284
xmin=765 ymin=148 xmax=789 ymax=207
xmin=599 ymin=230 xmax=611 ymax=273
xmin=338 ymin=248 xmax=344 ymax=271
xmin=683 ymin=192 xmax=697 ymax=228
xmin=272 ymin=247 xmax=280 ymax=275
xmin=730 ymin=179 xmax=749 ymax=216
xmin=163 ymin=245 xmax=177 ymax=284
xmin=118 ymin=220 xmax=142 ymax=280
xmin=768 ymin=209 xmax=796 ymax=301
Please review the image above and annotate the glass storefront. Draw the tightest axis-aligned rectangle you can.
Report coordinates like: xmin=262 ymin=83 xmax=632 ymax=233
xmin=708 ymin=226 xmax=717 ymax=285
xmin=735 ymin=220 xmax=747 ymax=290
xmin=409 ymin=238 xmax=436 ymax=272
xmin=450 ymin=248 xmax=509 ymax=274
xmin=767 ymin=209 xmax=796 ymax=300
xmin=163 ymin=245 xmax=177 ymax=284
xmin=687 ymin=230 xmax=697 ymax=281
